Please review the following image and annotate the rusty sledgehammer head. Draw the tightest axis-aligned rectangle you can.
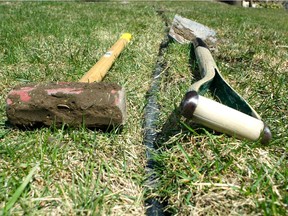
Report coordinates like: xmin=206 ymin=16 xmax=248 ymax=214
xmin=6 ymin=82 xmax=126 ymax=129
xmin=6 ymin=33 xmax=131 ymax=130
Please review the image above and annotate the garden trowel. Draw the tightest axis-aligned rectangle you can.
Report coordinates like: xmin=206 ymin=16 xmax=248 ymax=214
xmin=169 ymin=15 xmax=271 ymax=144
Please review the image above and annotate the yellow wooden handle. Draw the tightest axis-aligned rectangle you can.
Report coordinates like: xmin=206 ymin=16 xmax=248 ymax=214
xmin=79 ymin=33 xmax=132 ymax=83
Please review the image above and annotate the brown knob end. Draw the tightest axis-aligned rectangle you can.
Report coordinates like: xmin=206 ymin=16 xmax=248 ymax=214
xmin=180 ymin=91 xmax=199 ymax=119
xmin=261 ymin=125 xmax=272 ymax=144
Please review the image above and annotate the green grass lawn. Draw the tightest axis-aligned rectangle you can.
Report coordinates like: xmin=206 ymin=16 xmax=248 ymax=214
xmin=0 ymin=1 xmax=287 ymax=215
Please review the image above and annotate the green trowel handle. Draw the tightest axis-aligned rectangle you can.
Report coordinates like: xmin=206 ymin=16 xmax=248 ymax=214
xmin=190 ymin=38 xmax=261 ymax=119
xmin=180 ymin=91 xmax=272 ymax=144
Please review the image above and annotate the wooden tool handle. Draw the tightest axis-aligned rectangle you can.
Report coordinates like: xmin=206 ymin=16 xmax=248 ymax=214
xmin=181 ymin=91 xmax=272 ymax=144
xmin=79 ymin=33 xmax=132 ymax=83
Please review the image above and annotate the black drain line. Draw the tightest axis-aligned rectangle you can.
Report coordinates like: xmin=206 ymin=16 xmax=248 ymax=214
xmin=143 ymin=10 xmax=170 ymax=216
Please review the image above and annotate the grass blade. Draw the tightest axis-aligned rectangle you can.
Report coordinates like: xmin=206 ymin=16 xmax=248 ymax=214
xmin=177 ymin=143 xmax=201 ymax=177
xmin=3 ymin=164 xmax=39 ymax=213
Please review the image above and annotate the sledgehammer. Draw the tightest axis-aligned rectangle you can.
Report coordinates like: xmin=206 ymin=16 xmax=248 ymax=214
xmin=169 ymin=15 xmax=271 ymax=144
xmin=6 ymin=33 xmax=132 ymax=129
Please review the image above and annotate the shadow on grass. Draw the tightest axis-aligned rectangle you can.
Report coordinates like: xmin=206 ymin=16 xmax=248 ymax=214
xmin=143 ymin=43 xmax=207 ymax=215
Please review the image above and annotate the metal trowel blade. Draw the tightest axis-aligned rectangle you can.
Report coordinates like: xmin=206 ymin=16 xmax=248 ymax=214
xmin=169 ymin=14 xmax=217 ymax=44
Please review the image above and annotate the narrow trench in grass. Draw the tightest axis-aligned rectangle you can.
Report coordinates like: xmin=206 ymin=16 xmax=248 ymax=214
xmin=143 ymin=9 xmax=171 ymax=216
